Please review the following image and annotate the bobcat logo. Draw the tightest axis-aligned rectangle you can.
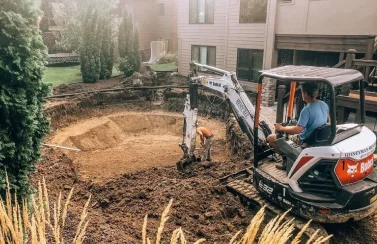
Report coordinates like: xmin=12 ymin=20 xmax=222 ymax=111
xmin=347 ymin=164 xmax=359 ymax=177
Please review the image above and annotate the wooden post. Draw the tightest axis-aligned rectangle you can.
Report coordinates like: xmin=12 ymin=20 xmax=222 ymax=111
xmin=276 ymin=85 xmax=286 ymax=123
xmin=364 ymin=38 xmax=375 ymax=80
xmin=341 ymin=49 xmax=356 ymax=95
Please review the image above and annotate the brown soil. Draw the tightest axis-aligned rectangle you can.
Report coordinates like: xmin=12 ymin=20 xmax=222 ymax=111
xmin=47 ymin=111 xmax=228 ymax=183
xmin=35 ymin=80 xmax=377 ymax=244
xmin=33 ymin=108 xmax=257 ymax=243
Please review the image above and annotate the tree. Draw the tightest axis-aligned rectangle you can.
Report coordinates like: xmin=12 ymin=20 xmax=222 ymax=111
xmin=133 ymin=28 xmax=141 ymax=72
xmin=80 ymin=9 xmax=101 ymax=83
xmin=56 ymin=0 xmax=116 ymax=83
xmin=118 ymin=10 xmax=130 ymax=58
xmin=0 ymin=0 xmax=50 ymax=197
xmin=118 ymin=9 xmax=140 ymax=77
xmin=100 ymin=18 xmax=114 ymax=80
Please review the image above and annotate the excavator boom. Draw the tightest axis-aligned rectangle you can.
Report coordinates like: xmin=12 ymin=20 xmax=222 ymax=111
xmin=177 ymin=62 xmax=272 ymax=171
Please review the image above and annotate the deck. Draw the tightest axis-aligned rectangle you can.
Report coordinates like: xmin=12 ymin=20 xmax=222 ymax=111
xmin=48 ymin=53 xmax=79 ymax=64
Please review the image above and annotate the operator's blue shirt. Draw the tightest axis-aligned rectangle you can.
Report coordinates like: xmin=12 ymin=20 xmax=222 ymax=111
xmin=297 ymin=100 xmax=329 ymax=141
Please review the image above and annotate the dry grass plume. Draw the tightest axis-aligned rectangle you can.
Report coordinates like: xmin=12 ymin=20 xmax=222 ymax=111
xmin=0 ymin=175 xmax=90 ymax=244
xmin=143 ymin=199 xmax=333 ymax=244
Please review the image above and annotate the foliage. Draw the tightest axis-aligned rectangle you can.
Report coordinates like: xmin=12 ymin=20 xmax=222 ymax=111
xmin=118 ymin=10 xmax=131 ymax=59
xmin=117 ymin=9 xmax=140 ymax=77
xmin=143 ymin=200 xmax=332 ymax=244
xmin=158 ymin=53 xmax=177 ymax=64
xmin=0 ymin=176 xmax=90 ymax=243
xmin=99 ymin=18 xmax=114 ymax=80
xmin=56 ymin=0 xmax=116 ymax=52
xmin=133 ymin=28 xmax=141 ymax=72
xmin=56 ymin=0 xmax=116 ymax=83
xmin=118 ymin=56 xmax=139 ymax=78
xmin=80 ymin=9 xmax=100 ymax=83
xmin=239 ymin=0 xmax=267 ymax=23
xmin=0 ymin=0 xmax=50 ymax=198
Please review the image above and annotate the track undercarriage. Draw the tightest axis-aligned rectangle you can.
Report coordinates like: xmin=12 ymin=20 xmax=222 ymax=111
xmin=220 ymin=167 xmax=330 ymax=242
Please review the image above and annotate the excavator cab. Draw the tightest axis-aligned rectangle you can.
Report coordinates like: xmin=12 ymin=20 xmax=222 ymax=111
xmin=239 ymin=66 xmax=377 ymax=223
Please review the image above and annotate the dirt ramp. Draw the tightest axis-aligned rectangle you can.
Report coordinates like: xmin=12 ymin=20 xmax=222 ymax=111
xmin=48 ymin=111 xmax=227 ymax=183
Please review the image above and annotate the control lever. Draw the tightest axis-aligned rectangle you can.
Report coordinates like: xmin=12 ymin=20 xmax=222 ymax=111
xmin=276 ymin=119 xmax=298 ymax=139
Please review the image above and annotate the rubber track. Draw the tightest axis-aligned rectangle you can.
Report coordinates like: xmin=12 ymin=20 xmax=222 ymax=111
xmin=227 ymin=180 xmax=330 ymax=243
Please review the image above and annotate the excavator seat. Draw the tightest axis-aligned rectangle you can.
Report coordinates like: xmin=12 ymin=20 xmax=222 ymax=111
xmin=275 ymin=124 xmax=331 ymax=174
xmin=303 ymin=124 xmax=331 ymax=147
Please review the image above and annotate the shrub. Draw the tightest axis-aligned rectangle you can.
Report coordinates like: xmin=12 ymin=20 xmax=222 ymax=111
xmin=118 ymin=56 xmax=138 ymax=78
xmin=0 ymin=0 xmax=50 ymax=198
xmin=118 ymin=9 xmax=140 ymax=77
xmin=158 ymin=53 xmax=177 ymax=64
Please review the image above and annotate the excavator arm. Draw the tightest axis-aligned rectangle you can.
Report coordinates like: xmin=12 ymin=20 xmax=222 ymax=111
xmin=177 ymin=62 xmax=272 ymax=171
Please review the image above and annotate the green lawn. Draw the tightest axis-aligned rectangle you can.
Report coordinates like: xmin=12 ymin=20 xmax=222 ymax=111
xmin=43 ymin=65 xmax=82 ymax=86
xmin=43 ymin=65 xmax=122 ymax=86
xmin=150 ymin=62 xmax=178 ymax=72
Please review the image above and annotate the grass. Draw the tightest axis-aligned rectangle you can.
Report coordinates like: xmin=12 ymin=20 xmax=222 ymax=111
xmin=0 ymin=175 xmax=90 ymax=243
xmin=43 ymin=65 xmax=122 ymax=86
xmin=150 ymin=62 xmax=178 ymax=72
xmin=144 ymin=199 xmax=333 ymax=244
xmin=44 ymin=65 xmax=82 ymax=86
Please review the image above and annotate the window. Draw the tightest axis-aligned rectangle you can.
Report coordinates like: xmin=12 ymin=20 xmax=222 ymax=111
xmin=189 ymin=0 xmax=215 ymax=24
xmin=237 ymin=49 xmax=264 ymax=82
xmin=191 ymin=45 xmax=216 ymax=66
xmin=158 ymin=3 xmax=165 ymax=16
xmin=280 ymin=0 xmax=293 ymax=3
xmin=239 ymin=0 xmax=267 ymax=23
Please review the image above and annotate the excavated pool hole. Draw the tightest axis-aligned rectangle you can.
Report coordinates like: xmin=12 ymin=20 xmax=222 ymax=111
xmin=48 ymin=111 xmax=227 ymax=182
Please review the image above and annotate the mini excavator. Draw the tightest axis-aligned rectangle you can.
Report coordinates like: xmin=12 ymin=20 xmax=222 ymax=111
xmin=178 ymin=62 xmax=377 ymax=240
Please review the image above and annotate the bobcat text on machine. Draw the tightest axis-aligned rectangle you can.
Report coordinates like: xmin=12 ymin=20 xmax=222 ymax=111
xmin=178 ymin=62 xmax=377 ymax=239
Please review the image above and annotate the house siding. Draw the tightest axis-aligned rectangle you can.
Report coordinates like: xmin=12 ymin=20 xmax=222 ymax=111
xmin=178 ymin=0 xmax=228 ymax=75
xmin=157 ymin=0 xmax=178 ymax=52
xmin=127 ymin=0 xmax=178 ymax=52
xmin=226 ymin=0 xmax=266 ymax=73
xmin=177 ymin=0 xmax=267 ymax=76
xmin=128 ymin=2 xmax=158 ymax=50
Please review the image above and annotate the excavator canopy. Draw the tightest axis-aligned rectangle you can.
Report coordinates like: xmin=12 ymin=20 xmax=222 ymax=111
xmin=260 ymin=65 xmax=364 ymax=86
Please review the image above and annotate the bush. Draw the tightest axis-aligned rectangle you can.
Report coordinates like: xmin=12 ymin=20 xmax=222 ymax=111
xmin=118 ymin=9 xmax=140 ymax=78
xmin=118 ymin=56 xmax=138 ymax=78
xmin=158 ymin=53 xmax=177 ymax=64
xmin=0 ymin=0 xmax=50 ymax=198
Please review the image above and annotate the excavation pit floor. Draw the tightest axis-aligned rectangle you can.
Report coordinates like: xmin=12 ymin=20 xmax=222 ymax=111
xmin=48 ymin=111 xmax=228 ymax=183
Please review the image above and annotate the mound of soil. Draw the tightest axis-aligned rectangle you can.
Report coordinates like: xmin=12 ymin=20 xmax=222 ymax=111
xmin=53 ymin=78 xmax=123 ymax=95
xmin=34 ymin=145 xmax=254 ymax=243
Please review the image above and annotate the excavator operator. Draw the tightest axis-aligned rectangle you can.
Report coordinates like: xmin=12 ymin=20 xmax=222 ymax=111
xmin=197 ymin=127 xmax=214 ymax=162
xmin=267 ymin=82 xmax=329 ymax=170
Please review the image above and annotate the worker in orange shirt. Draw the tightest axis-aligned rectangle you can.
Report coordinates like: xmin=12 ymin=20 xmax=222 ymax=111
xmin=197 ymin=127 xmax=214 ymax=162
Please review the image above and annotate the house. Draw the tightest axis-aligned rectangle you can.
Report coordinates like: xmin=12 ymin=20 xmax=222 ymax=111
xmin=177 ymin=0 xmax=377 ymax=106
xmin=123 ymin=0 xmax=178 ymax=60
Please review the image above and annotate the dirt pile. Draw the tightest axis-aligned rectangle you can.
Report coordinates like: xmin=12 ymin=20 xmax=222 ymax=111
xmin=34 ymin=146 xmax=255 ymax=243
xmin=53 ymin=77 xmax=123 ymax=95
